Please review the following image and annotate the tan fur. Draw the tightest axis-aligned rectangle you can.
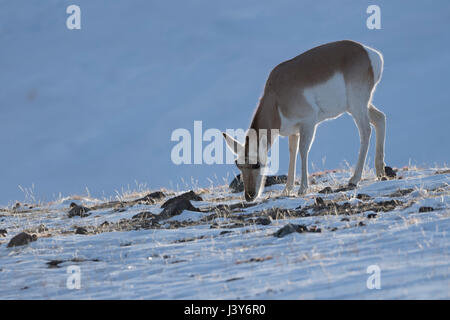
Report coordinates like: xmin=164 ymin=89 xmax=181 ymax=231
xmin=225 ymin=40 xmax=387 ymax=201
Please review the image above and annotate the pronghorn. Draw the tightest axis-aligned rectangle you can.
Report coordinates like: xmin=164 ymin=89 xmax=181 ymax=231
xmin=223 ymin=40 xmax=390 ymax=202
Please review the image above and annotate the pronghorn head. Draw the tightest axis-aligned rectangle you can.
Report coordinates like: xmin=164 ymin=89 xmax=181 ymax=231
xmin=223 ymin=132 xmax=268 ymax=202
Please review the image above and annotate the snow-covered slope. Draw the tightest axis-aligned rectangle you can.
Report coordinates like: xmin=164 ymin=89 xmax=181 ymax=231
xmin=0 ymin=167 xmax=448 ymax=299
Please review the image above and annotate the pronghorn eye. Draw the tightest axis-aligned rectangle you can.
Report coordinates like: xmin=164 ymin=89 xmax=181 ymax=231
xmin=235 ymin=160 xmax=261 ymax=169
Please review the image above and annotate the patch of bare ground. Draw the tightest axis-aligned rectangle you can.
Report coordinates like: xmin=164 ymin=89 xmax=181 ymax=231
xmin=235 ymin=256 xmax=273 ymax=264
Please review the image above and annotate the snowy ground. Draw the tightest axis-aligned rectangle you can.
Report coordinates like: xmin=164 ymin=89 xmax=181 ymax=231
xmin=0 ymin=167 xmax=449 ymax=299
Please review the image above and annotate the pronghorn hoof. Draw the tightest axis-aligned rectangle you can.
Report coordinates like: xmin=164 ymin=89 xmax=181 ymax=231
xmin=282 ymin=188 xmax=294 ymax=197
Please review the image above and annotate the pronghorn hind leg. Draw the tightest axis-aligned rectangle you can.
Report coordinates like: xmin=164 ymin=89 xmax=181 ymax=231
xmin=297 ymin=123 xmax=316 ymax=195
xmin=348 ymin=103 xmax=372 ymax=187
xmin=282 ymin=134 xmax=299 ymax=196
xmin=368 ymin=104 xmax=386 ymax=178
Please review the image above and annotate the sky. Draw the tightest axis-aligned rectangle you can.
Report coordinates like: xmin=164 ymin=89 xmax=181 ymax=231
xmin=1 ymin=0 xmax=449 ymax=205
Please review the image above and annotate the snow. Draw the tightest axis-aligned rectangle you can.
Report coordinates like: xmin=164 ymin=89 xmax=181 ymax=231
xmin=0 ymin=167 xmax=448 ymax=299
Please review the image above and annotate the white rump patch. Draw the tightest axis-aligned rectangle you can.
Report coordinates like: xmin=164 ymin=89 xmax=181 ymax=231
xmin=363 ymin=45 xmax=384 ymax=84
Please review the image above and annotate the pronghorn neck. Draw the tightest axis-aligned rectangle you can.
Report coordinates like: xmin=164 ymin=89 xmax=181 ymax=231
xmin=249 ymin=92 xmax=280 ymax=151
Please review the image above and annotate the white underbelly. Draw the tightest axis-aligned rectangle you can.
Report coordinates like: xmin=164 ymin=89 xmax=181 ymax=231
xmin=278 ymin=72 xmax=348 ymax=136
xmin=303 ymin=72 xmax=347 ymax=122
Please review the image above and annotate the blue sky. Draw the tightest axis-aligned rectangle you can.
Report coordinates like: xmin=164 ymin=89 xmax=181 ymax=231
xmin=1 ymin=0 xmax=449 ymax=205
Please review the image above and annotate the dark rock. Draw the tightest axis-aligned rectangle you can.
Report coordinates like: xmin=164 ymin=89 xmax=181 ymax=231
xmin=387 ymin=188 xmax=413 ymax=197
xmin=367 ymin=213 xmax=377 ymax=219
xmin=356 ymin=193 xmax=371 ymax=201
xmin=274 ymin=224 xmax=300 ymax=238
xmin=75 ymin=227 xmax=88 ymax=235
xmin=255 ymin=217 xmax=271 ymax=225
xmin=132 ymin=211 xmax=156 ymax=220
xmin=419 ymin=206 xmax=434 ymax=213
xmin=47 ymin=260 xmax=64 ymax=268
xmin=226 ymin=277 xmax=244 ymax=282
xmin=358 ymin=221 xmax=366 ymax=226
xmin=161 ymin=190 xmax=202 ymax=208
xmin=219 ymin=230 xmax=233 ymax=235
xmin=308 ymin=225 xmax=322 ymax=233
xmin=377 ymin=199 xmax=402 ymax=208
xmin=7 ymin=232 xmax=37 ymax=248
xmin=0 ymin=229 xmax=7 ymax=237
xmin=318 ymin=186 xmax=333 ymax=194
xmin=99 ymin=221 xmax=109 ymax=227
xmin=435 ymin=169 xmax=450 ymax=175
xmin=335 ymin=183 xmax=357 ymax=192
xmin=159 ymin=199 xmax=200 ymax=220
xmin=385 ymin=166 xmax=397 ymax=178
xmin=264 ymin=175 xmax=288 ymax=187
xmin=68 ymin=204 xmax=91 ymax=218
xmin=314 ymin=197 xmax=325 ymax=207
xmin=229 ymin=174 xmax=288 ymax=193
xmin=273 ymin=223 xmax=308 ymax=238
xmin=136 ymin=191 xmax=166 ymax=204
xmin=341 ymin=217 xmax=350 ymax=222
xmin=229 ymin=174 xmax=244 ymax=193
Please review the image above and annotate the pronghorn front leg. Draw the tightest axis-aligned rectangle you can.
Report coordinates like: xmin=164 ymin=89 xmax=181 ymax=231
xmin=298 ymin=123 xmax=316 ymax=195
xmin=368 ymin=104 xmax=386 ymax=178
xmin=282 ymin=134 xmax=299 ymax=196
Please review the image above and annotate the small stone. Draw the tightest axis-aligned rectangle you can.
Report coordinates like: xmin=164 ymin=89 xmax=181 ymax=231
xmin=47 ymin=260 xmax=64 ymax=268
xmin=318 ymin=186 xmax=333 ymax=194
xmin=367 ymin=213 xmax=377 ymax=219
xmin=229 ymin=175 xmax=288 ymax=193
xmin=100 ymin=221 xmax=109 ymax=227
xmin=356 ymin=193 xmax=371 ymax=201
xmin=308 ymin=225 xmax=322 ymax=233
xmin=229 ymin=175 xmax=244 ymax=193
xmin=68 ymin=204 xmax=91 ymax=218
xmin=132 ymin=211 xmax=156 ymax=220
xmin=264 ymin=175 xmax=288 ymax=187
xmin=274 ymin=224 xmax=297 ymax=238
xmin=255 ymin=217 xmax=271 ymax=225
xmin=273 ymin=223 xmax=308 ymax=238
xmin=75 ymin=227 xmax=88 ymax=235
xmin=161 ymin=191 xmax=203 ymax=208
xmin=136 ymin=191 xmax=166 ymax=204
xmin=314 ymin=197 xmax=325 ymax=206
xmin=335 ymin=183 xmax=357 ymax=192
xmin=7 ymin=232 xmax=37 ymax=248
xmin=418 ymin=206 xmax=434 ymax=213
xmin=385 ymin=166 xmax=397 ymax=178
xmin=0 ymin=229 xmax=7 ymax=237
xmin=159 ymin=199 xmax=199 ymax=220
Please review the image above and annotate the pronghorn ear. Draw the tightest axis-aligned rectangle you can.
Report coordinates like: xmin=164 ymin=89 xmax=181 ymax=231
xmin=222 ymin=132 xmax=244 ymax=155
